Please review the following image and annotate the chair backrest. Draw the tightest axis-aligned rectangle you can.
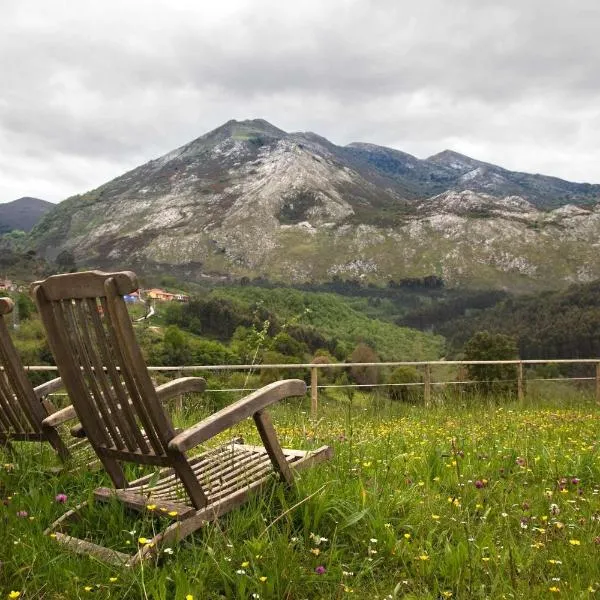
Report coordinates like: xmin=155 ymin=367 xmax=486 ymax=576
xmin=32 ymin=271 xmax=176 ymax=471
xmin=0 ymin=297 xmax=48 ymax=439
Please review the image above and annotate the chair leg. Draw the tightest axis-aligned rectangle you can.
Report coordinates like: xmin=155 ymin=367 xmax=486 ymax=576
xmin=42 ymin=425 xmax=71 ymax=462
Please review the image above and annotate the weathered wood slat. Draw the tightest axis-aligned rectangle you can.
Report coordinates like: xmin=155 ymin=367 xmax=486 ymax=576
xmin=101 ymin=292 xmax=164 ymax=455
xmin=169 ymin=379 xmax=307 ymax=452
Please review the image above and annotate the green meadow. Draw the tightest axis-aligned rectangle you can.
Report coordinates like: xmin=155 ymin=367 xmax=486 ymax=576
xmin=2 ymin=384 xmax=600 ymax=599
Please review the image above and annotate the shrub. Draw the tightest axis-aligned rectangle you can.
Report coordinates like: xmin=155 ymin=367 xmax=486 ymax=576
xmin=463 ymin=330 xmax=519 ymax=395
xmin=387 ymin=366 xmax=423 ymax=402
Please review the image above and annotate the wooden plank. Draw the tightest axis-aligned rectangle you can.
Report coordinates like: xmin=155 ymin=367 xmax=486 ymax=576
xmin=103 ymin=286 xmax=169 ymax=455
xmin=253 ymin=409 xmax=293 ymax=484
xmin=88 ymin=297 xmax=150 ymax=453
xmin=169 ymin=379 xmax=307 ymax=452
xmin=93 ymin=487 xmax=195 ymax=519
xmin=33 ymin=270 xmax=138 ymax=301
xmin=53 ymin=532 xmax=130 ymax=566
xmin=63 ymin=300 xmax=119 ymax=446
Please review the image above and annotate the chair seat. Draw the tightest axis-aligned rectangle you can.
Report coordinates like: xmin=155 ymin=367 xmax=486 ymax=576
xmin=93 ymin=442 xmax=308 ymax=514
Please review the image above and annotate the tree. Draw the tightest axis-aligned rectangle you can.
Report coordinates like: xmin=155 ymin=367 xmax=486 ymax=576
xmin=463 ymin=331 xmax=518 ymax=396
xmin=349 ymin=343 xmax=380 ymax=387
xmin=56 ymin=249 xmax=76 ymax=272
xmin=387 ymin=366 xmax=423 ymax=402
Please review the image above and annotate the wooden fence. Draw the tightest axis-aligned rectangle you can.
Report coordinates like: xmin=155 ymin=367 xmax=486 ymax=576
xmin=24 ymin=358 xmax=600 ymax=418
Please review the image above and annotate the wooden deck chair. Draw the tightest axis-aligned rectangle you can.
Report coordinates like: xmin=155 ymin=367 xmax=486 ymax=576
xmin=0 ymin=296 xmax=89 ymax=463
xmin=32 ymin=270 xmax=332 ymax=566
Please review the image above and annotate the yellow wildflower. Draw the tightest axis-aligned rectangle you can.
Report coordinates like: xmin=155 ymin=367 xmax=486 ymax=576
xmin=569 ymin=539 xmax=581 ymax=546
xmin=8 ymin=593 xmax=21 ymax=599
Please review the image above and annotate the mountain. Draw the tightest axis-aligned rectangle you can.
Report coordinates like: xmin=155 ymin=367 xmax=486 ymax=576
xmin=30 ymin=119 xmax=600 ymax=289
xmin=0 ymin=197 xmax=54 ymax=233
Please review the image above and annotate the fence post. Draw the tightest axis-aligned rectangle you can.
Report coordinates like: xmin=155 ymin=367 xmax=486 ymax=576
xmin=311 ymin=366 xmax=318 ymax=418
xmin=175 ymin=368 xmax=184 ymax=413
xmin=596 ymin=362 xmax=600 ymax=405
xmin=424 ymin=363 xmax=432 ymax=407
xmin=517 ymin=361 xmax=524 ymax=401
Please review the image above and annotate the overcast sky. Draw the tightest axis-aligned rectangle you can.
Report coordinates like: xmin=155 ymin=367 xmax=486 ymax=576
xmin=1 ymin=0 xmax=599 ymax=203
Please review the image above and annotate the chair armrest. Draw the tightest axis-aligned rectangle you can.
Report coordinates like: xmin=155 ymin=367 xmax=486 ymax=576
xmin=33 ymin=376 xmax=64 ymax=400
xmin=169 ymin=379 xmax=306 ymax=453
xmin=155 ymin=377 xmax=206 ymax=402
xmin=42 ymin=404 xmax=78 ymax=428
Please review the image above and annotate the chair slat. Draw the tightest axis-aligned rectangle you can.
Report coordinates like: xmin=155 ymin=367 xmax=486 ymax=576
xmin=85 ymin=298 xmax=143 ymax=452
xmin=62 ymin=300 xmax=121 ymax=448
xmin=102 ymin=289 xmax=169 ymax=454
xmin=73 ymin=299 xmax=131 ymax=452
xmin=99 ymin=296 xmax=160 ymax=454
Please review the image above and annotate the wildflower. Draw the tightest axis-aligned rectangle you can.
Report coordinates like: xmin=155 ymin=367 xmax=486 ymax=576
xmin=16 ymin=511 xmax=28 ymax=518
xmin=259 ymin=576 xmax=267 ymax=582
xmin=550 ymin=503 xmax=560 ymax=516
xmin=418 ymin=554 xmax=430 ymax=560
xmin=342 ymin=571 xmax=354 ymax=576
xmin=432 ymin=515 xmax=440 ymax=520
xmin=84 ymin=586 xmax=93 ymax=592
xmin=549 ymin=587 xmax=560 ymax=593
xmin=309 ymin=532 xmax=328 ymax=545
xmin=168 ymin=511 xmax=178 ymax=517
xmin=569 ymin=539 xmax=581 ymax=546
xmin=362 ymin=461 xmax=371 ymax=467
xmin=146 ymin=504 xmax=156 ymax=511
xmin=310 ymin=548 xmax=320 ymax=556
xmin=572 ymin=478 xmax=581 ymax=485
xmin=241 ymin=561 xmax=250 ymax=568
xmin=235 ymin=569 xmax=246 ymax=575
xmin=138 ymin=537 xmax=149 ymax=545
xmin=474 ymin=480 xmax=485 ymax=489
xmin=369 ymin=538 xmax=378 ymax=543
xmin=163 ymin=547 xmax=174 ymax=555
xmin=186 ymin=595 xmax=194 ymax=600
xmin=8 ymin=593 xmax=21 ymax=599
xmin=404 ymin=533 xmax=411 ymax=539
xmin=315 ymin=565 xmax=326 ymax=575
xmin=384 ymin=523 xmax=392 ymax=528
xmin=441 ymin=592 xmax=453 ymax=598
xmin=55 ymin=493 xmax=68 ymax=504
xmin=343 ymin=586 xmax=354 ymax=593
xmin=109 ymin=577 xmax=118 ymax=583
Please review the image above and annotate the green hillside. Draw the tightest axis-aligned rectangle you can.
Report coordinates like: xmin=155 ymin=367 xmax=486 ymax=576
xmin=208 ymin=286 xmax=444 ymax=361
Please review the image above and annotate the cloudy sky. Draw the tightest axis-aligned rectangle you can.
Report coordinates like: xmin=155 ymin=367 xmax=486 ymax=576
xmin=1 ymin=0 xmax=599 ymax=203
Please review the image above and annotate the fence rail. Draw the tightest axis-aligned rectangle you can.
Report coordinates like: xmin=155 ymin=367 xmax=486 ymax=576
xmin=20 ymin=358 xmax=600 ymax=417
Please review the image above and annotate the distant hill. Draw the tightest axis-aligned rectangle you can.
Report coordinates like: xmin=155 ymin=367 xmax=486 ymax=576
xmin=0 ymin=197 xmax=54 ymax=233
xmin=29 ymin=119 xmax=600 ymax=289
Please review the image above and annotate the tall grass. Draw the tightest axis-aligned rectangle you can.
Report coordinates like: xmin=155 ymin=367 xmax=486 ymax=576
xmin=2 ymin=385 xmax=600 ymax=598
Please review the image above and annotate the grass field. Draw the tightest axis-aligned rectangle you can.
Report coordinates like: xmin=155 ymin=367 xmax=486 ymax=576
xmin=3 ymin=384 xmax=600 ymax=599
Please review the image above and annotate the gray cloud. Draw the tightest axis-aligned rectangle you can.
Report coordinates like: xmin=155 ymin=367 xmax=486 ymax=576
xmin=1 ymin=0 xmax=599 ymax=202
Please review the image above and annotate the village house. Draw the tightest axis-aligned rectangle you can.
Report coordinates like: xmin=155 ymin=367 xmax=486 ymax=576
xmin=142 ymin=288 xmax=189 ymax=302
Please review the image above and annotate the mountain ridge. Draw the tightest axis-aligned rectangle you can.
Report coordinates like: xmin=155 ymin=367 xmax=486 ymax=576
xmin=29 ymin=119 xmax=600 ymax=290
xmin=0 ymin=197 xmax=54 ymax=233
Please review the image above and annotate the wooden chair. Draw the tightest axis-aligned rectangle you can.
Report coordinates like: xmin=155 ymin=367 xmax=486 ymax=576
xmin=32 ymin=270 xmax=332 ymax=566
xmin=0 ymin=296 xmax=89 ymax=463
